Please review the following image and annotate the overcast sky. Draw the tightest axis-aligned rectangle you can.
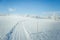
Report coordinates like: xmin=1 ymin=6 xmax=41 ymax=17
xmin=0 ymin=0 xmax=60 ymax=15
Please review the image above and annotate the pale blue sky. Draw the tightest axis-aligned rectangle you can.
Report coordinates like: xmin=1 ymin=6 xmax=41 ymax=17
xmin=0 ymin=0 xmax=60 ymax=15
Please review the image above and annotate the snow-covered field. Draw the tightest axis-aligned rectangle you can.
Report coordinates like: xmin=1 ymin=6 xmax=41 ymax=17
xmin=0 ymin=15 xmax=60 ymax=40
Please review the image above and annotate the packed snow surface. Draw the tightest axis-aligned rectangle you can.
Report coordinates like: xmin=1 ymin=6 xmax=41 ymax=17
xmin=0 ymin=15 xmax=60 ymax=40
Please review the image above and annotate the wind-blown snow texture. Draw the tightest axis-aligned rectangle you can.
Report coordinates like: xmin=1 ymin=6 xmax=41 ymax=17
xmin=0 ymin=15 xmax=60 ymax=40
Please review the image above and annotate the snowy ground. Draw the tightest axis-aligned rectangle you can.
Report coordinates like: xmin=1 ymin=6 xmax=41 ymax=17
xmin=0 ymin=15 xmax=60 ymax=40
